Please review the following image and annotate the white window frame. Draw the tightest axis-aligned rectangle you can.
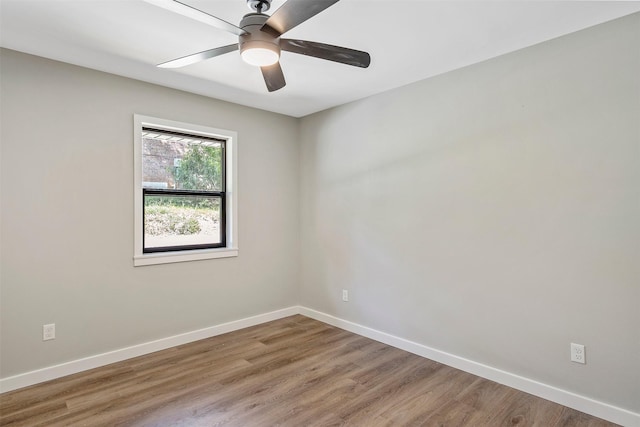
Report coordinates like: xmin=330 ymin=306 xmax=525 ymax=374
xmin=133 ymin=114 xmax=238 ymax=266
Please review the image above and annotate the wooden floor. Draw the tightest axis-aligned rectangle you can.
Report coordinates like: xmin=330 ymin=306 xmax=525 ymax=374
xmin=0 ymin=315 xmax=617 ymax=426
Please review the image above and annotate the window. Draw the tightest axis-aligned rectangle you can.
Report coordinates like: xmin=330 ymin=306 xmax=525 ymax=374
xmin=142 ymin=128 xmax=225 ymax=252
xmin=134 ymin=115 xmax=238 ymax=266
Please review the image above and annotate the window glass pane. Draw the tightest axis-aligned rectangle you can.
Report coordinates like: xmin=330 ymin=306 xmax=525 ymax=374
xmin=144 ymin=194 xmax=222 ymax=251
xmin=142 ymin=129 xmax=224 ymax=192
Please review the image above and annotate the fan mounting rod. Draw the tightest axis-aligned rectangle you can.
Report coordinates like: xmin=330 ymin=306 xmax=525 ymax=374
xmin=247 ymin=0 xmax=271 ymax=13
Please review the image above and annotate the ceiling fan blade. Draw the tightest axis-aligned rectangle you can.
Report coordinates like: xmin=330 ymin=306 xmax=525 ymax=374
xmin=261 ymin=0 xmax=340 ymax=37
xmin=281 ymin=39 xmax=370 ymax=68
xmin=142 ymin=0 xmax=247 ymax=36
xmin=158 ymin=44 xmax=239 ymax=68
xmin=261 ymin=62 xmax=286 ymax=92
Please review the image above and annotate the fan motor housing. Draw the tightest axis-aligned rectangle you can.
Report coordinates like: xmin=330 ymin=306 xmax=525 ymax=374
xmin=239 ymin=13 xmax=281 ymax=60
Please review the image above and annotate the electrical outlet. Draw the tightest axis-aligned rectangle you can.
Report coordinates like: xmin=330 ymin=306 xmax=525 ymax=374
xmin=570 ymin=343 xmax=585 ymax=364
xmin=43 ymin=323 xmax=56 ymax=341
xmin=342 ymin=289 xmax=349 ymax=302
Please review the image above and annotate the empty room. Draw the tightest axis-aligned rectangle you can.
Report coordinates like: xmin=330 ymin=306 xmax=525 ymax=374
xmin=1 ymin=0 xmax=639 ymax=425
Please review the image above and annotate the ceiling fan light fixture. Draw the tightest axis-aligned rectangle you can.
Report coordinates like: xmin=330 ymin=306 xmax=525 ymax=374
xmin=239 ymin=13 xmax=281 ymax=67
xmin=241 ymin=45 xmax=280 ymax=66
xmin=151 ymin=0 xmax=370 ymax=92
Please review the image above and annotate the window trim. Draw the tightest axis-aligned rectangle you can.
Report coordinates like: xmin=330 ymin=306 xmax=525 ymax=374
xmin=133 ymin=114 xmax=238 ymax=266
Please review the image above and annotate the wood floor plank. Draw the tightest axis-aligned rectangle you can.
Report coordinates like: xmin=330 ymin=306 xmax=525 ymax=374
xmin=0 ymin=315 xmax=619 ymax=426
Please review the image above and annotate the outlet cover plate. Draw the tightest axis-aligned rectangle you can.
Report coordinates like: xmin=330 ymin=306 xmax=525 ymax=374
xmin=43 ymin=323 xmax=56 ymax=341
xmin=571 ymin=343 xmax=585 ymax=364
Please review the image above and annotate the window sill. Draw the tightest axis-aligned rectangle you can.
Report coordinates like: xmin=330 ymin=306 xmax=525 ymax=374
xmin=134 ymin=247 xmax=238 ymax=266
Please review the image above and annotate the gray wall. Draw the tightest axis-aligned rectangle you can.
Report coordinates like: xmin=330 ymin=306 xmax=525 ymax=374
xmin=0 ymin=49 xmax=300 ymax=377
xmin=299 ymin=13 xmax=639 ymax=413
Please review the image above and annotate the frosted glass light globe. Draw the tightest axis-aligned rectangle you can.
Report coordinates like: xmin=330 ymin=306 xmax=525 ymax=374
xmin=241 ymin=47 xmax=279 ymax=67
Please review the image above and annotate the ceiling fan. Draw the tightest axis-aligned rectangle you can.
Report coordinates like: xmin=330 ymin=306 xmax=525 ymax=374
xmin=144 ymin=0 xmax=371 ymax=92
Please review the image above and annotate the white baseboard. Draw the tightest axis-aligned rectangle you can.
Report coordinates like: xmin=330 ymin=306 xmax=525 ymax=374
xmin=298 ymin=307 xmax=639 ymax=427
xmin=2 ymin=305 xmax=637 ymax=426
xmin=0 ymin=306 xmax=298 ymax=394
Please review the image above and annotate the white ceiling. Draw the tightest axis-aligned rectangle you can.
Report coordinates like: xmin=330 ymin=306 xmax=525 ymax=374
xmin=1 ymin=1 xmax=639 ymax=117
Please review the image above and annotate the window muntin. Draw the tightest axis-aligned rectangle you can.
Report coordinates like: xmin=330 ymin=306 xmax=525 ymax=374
xmin=134 ymin=115 xmax=238 ymax=266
